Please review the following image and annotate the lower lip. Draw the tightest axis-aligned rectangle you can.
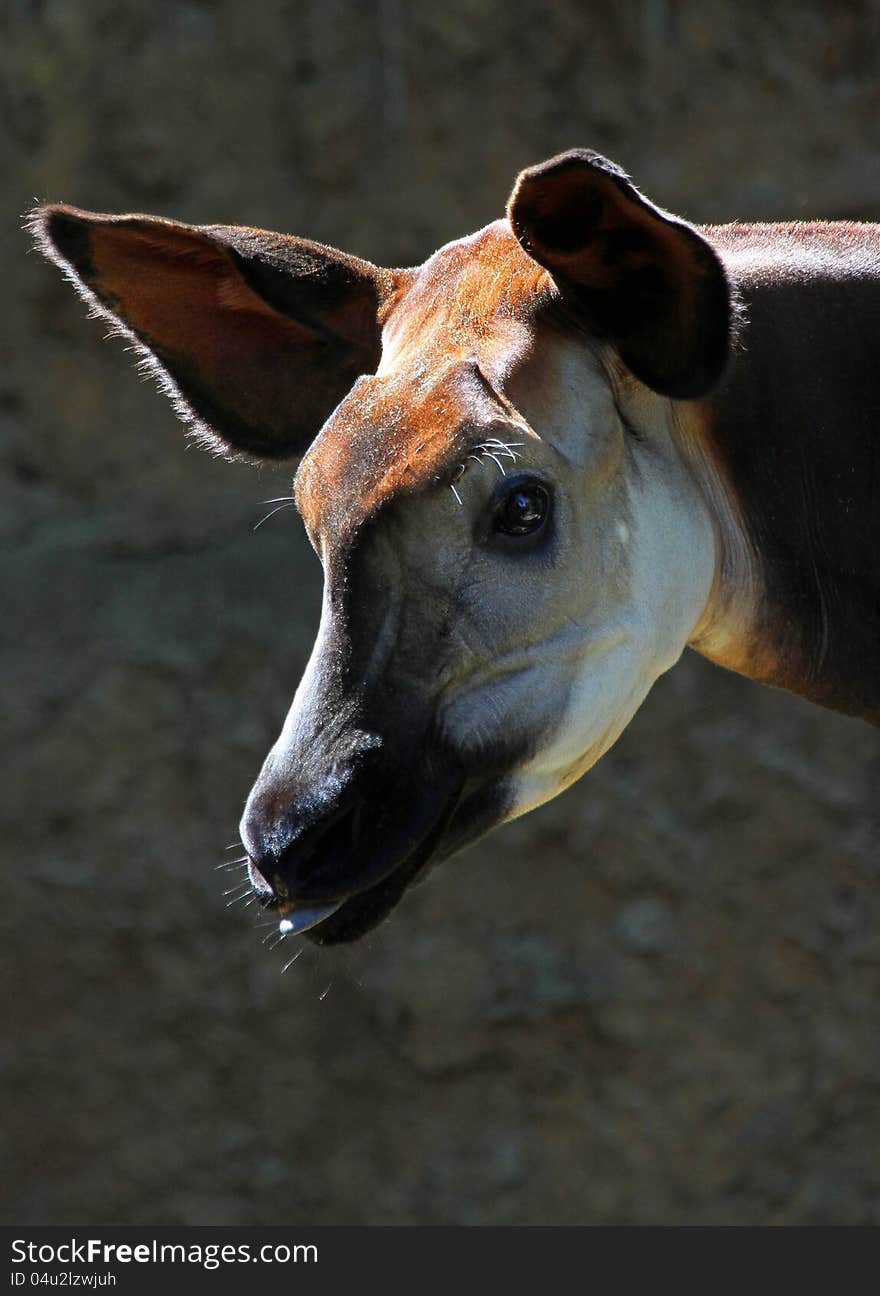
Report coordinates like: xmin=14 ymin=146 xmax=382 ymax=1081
xmin=276 ymin=901 xmax=344 ymax=936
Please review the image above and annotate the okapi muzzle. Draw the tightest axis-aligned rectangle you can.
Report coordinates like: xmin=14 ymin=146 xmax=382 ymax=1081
xmin=33 ymin=149 xmax=880 ymax=943
xmin=238 ymin=535 xmax=471 ymax=944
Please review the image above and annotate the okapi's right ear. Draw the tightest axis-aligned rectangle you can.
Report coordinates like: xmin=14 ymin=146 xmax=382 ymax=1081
xmin=507 ymin=150 xmax=734 ymax=399
xmin=30 ymin=205 xmax=397 ymax=461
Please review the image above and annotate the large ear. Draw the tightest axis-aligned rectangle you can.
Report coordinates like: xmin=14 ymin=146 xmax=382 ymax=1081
xmin=30 ymin=205 xmax=398 ymax=461
xmin=507 ymin=149 xmax=733 ymax=399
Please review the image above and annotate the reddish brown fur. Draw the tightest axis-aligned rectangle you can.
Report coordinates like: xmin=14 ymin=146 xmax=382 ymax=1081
xmin=295 ymin=222 xmax=551 ymax=541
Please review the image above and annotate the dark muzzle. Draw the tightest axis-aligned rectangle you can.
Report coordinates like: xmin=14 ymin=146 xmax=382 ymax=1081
xmin=239 ymin=742 xmax=464 ymax=944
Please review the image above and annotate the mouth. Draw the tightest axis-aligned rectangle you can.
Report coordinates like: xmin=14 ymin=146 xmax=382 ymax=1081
xmin=262 ymin=781 xmax=464 ymax=945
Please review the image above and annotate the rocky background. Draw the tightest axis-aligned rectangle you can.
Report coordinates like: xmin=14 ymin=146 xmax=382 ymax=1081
xmin=3 ymin=0 xmax=879 ymax=1225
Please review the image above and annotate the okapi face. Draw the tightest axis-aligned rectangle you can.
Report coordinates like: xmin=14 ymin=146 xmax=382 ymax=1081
xmin=34 ymin=150 xmax=735 ymax=943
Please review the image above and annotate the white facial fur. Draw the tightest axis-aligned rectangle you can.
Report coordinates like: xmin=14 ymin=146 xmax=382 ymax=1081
xmin=440 ymin=331 xmax=719 ymax=822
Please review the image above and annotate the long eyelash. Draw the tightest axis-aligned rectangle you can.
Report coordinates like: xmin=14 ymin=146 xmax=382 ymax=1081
xmin=448 ymin=439 xmax=525 ymax=502
xmin=480 ymin=438 xmax=523 ymax=459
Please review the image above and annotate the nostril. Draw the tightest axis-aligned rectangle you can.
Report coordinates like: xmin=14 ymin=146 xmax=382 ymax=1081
xmin=279 ymin=799 xmax=363 ymax=896
xmin=291 ymin=794 xmax=357 ymax=865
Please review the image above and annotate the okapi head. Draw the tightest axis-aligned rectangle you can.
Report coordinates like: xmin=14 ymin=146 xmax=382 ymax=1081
xmin=33 ymin=150 xmax=743 ymax=944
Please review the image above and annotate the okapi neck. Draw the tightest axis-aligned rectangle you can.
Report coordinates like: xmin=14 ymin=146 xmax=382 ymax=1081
xmin=698 ymin=224 xmax=880 ymax=725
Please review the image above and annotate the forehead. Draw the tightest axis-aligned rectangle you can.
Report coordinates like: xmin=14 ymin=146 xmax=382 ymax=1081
xmin=295 ymin=221 xmax=552 ymax=540
xmin=381 ymin=219 xmax=551 ymax=373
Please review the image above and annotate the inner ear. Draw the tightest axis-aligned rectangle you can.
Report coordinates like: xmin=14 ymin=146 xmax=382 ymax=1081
xmin=32 ymin=205 xmax=397 ymax=462
xmin=507 ymin=149 xmax=733 ymax=399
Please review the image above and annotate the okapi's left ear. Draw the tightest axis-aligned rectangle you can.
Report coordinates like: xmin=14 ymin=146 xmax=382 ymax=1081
xmin=508 ymin=150 xmax=733 ymax=399
xmin=31 ymin=205 xmax=397 ymax=461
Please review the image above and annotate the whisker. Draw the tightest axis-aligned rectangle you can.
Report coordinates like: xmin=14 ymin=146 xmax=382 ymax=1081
xmin=318 ymin=981 xmax=333 ymax=1000
xmin=222 ymin=880 xmax=253 ymax=898
xmin=282 ymin=948 xmax=304 ymax=973
xmin=226 ymin=890 xmax=256 ymax=908
xmin=225 ymin=841 xmax=243 ymax=851
xmin=253 ymin=501 xmax=295 ymax=531
xmin=450 ymin=482 xmax=463 ymax=507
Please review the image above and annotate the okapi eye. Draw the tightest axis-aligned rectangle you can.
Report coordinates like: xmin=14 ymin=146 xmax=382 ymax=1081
xmin=494 ymin=482 xmax=550 ymax=537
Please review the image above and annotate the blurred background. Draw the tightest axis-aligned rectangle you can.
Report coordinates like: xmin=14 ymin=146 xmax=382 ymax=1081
xmin=3 ymin=0 xmax=880 ymax=1225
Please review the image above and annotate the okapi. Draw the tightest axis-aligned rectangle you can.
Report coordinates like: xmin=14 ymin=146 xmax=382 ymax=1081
xmin=32 ymin=150 xmax=880 ymax=944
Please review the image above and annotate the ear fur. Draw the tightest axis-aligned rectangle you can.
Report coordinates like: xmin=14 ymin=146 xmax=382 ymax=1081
xmin=30 ymin=204 xmax=397 ymax=461
xmin=507 ymin=149 xmax=734 ymax=398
